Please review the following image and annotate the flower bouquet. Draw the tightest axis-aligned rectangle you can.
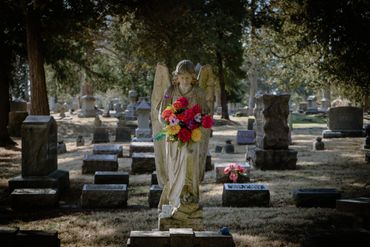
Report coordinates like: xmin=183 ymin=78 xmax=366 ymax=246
xmin=155 ymin=96 xmax=213 ymax=145
xmin=224 ymin=163 xmax=247 ymax=183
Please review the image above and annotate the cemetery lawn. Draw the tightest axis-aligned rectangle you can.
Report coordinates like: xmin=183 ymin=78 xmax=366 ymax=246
xmin=1 ymin=113 xmax=370 ymax=247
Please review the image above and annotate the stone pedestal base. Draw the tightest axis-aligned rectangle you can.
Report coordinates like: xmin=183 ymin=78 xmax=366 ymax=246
xmin=159 ymin=217 xmax=204 ymax=231
xmin=78 ymin=95 xmax=96 ymax=118
xmin=253 ymin=148 xmax=297 ymax=170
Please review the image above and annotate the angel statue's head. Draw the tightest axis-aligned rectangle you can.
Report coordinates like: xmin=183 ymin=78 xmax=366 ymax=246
xmin=172 ymin=60 xmax=198 ymax=86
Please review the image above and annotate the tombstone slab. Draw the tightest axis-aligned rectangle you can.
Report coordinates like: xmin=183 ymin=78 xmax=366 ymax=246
xmin=336 ymin=197 xmax=370 ymax=216
xmin=81 ymin=184 xmax=128 ymax=208
xmin=151 ymin=171 xmax=158 ymax=185
xmin=323 ymin=106 xmax=365 ymax=138
xmin=115 ymin=127 xmax=131 ymax=142
xmin=15 ymin=230 xmax=61 ymax=247
xmin=82 ymin=154 xmax=118 ymax=174
xmin=93 ymin=144 xmax=123 ymax=157
xmin=11 ymin=188 xmax=59 ymax=210
xmin=222 ymin=183 xmax=270 ymax=207
xmin=7 ymin=111 xmax=28 ymax=137
xmin=129 ymin=142 xmax=154 ymax=157
xmin=21 ymin=116 xmax=57 ymax=177
xmin=293 ymin=188 xmax=341 ymax=208
xmin=170 ymin=228 xmax=194 ymax=247
xmin=94 ymin=171 xmax=129 ymax=186
xmin=253 ymin=148 xmax=297 ymax=170
xmin=128 ymin=231 xmax=170 ymax=247
xmin=8 ymin=170 xmax=69 ymax=193
xmin=92 ymin=127 xmax=110 ymax=143
xmin=205 ymin=152 xmax=213 ymax=171
xmin=215 ymin=163 xmax=250 ymax=183
xmin=149 ymin=184 xmax=162 ymax=208
xmin=131 ymin=152 xmax=156 ymax=174
xmin=236 ymin=130 xmax=255 ymax=145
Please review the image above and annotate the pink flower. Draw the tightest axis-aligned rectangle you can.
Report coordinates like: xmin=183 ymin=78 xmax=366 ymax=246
xmin=224 ymin=166 xmax=231 ymax=174
xmin=229 ymin=172 xmax=238 ymax=183
xmin=236 ymin=164 xmax=246 ymax=173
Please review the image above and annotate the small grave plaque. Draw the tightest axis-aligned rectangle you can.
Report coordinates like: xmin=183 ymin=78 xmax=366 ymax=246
xmin=93 ymin=144 xmax=123 ymax=157
xmin=236 ymin=130 xmax=255 ymax=145
xmin=94 ymin=171 xmax=129 ymax=186
xmin=293 ymin=188 xmax=341 ymax=208
xmin=336 ymin=197 xmax=370 ymax=215
xmin=81 ymin=184 xmax=127 ymax=208
xmin=82 ymin=154 xmax=118 ymax=174
xmin=222 ymin=183 xmax=270 ymax=207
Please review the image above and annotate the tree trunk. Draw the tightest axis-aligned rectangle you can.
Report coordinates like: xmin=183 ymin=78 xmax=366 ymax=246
xmin=216 ymin=51 xmax=229 ymax=120
xmin=247 ymin=56 xmax=257 ymax=116
xmin=26 ymin=4 xmax=49 ymax=115
xmin=0 ymin=50 xmax=16 ymax=147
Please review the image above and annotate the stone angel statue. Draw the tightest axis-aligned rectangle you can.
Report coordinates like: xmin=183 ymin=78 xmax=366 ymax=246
xmin=151 ymin=60 xmax=216 ymax=230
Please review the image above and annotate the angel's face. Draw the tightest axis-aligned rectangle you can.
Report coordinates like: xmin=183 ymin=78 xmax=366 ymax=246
xmin=177 ymin=72 xmax=193 ymax=88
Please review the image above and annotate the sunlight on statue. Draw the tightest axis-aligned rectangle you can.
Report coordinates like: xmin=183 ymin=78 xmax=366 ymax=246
xmin=151 ymin=60 xmax=215 ymax=230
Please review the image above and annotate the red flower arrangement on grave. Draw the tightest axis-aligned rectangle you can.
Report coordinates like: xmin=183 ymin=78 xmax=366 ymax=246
xmin=224 ymin=163 xmax=247 ymax=183
xmin=155 ymin=96 xmax=214 ymax=145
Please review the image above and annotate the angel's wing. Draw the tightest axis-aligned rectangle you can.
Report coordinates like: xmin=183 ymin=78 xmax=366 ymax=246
xmin=151 ymin=63 xmax=171 ymax=188
xmin=198 ymin=64 xmax=216 ymax=116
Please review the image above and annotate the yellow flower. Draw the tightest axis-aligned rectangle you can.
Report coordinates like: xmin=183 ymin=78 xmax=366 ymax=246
xmin=166 ymin=124 xmax=181 ymax=135
xmin=191 ymin=128 xmax=202 ymax=142
xmin=166 ymin=105 xmax=175 ymax=112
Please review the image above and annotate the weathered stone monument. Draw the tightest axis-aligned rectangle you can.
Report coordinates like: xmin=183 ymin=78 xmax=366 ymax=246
xmin=133 ymin=99 xmax=152 ymax=142
xmin=252 ymin=94 xmax=298 ymax=170
xmin=8 ymin=116 xmax=69 ymax=209
xmin=78 ymin=73 xmax=97 ymax=118
xmin=124 ymin=89 xmax=138 ymax=120
xmin=306 ymin=95 xmax=318 ymax=114
xmin=322 ymin=106 xmax=364 ymax=138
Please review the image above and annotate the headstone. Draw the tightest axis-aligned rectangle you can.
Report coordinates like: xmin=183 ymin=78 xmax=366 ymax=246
xmin=149 ymin=184 xmax=162 ymax=208
xmin=1 ymin=228 xmax=61 ymax=247
xmin=293 ymin=188 xmax=341 ymax=208
xmin=252 ymin=94 xmax=298 ymax=170
xmin=298 ymin=102 xmax=308 ymax=113
xmin=22 ymin=116 xmax=57 ymax=176
xmin=336 ymin=197 xmax=370 ymax=216
xmin=7 ymin=111 xmax=28 ymax=137
xmin=76 ymin=135 xmax=84 ymax=146
xmin=116 ymin=117 xmax=131 ymax=142
xmin=247 ymin=118 xmax=255 ymax=130
xmin=102 ymin=107 xmax=110 ymax=117
xmin=151 ymin=171 xmax=158 ymax=185
xmin=11 ymin=188 xmax=59 ymax=209
xmin=94 ymin=171 xmax=129 ymax=186
xmin=313 ymin=137 xmax=325 ymax=150
xmin=306 ymin=95 xmax=318 ymax=114
xmin=131 ymin=152 xmax=156 ymax=174
xmin=364 ymin=125 xmax=370 ymax=149
xmin=236 ymin=130 xmax=255 ymax=145
xmin=82 ymin=154 xmax=118 ymax=174
xmin=205 ymin=152 xmax=212 ymax=171
xmin=113 ymin=102 xmax=123 ymax=118
xmin=57 ymin=141 xmax=67 ymax=154
xmin=92 ymin=127 xmax=110 ymax=143
xmin=222 ymin=183 xmax=270 ymax=207
xmin=78 ymin=80 xmax=97 ymax=118
xmin=129 ymin=142 xmax=154 ymax=157
xmin=224 ymin=140 xmax=234 ymax=153
xmin=323 ymin=106 xmax=364 ymax=138
xmin=127 ymin=230 xmax=235 ymax=247
xmin=124 ymin=89 xmax=138 ymax=120
xmin=81 ymin=184 xmax=128 ymax=208
xmin=215 ymin=145 xmax=223 ymax=153
xmin=215 ymin=163 xmax=250 ymax=183
xmin=133 ymin=99 xmax=152 ymax=142
xmin=320 ymin=97 xmax=330 ymax=112
xmin=93 ymin=144 xmax=123 ymax=157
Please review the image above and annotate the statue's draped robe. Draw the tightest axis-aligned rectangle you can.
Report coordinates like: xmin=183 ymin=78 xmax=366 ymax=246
xmin=158 ymin=85 xmax=210 ymax=217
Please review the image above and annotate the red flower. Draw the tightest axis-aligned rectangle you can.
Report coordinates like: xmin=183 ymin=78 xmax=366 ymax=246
xmin=176 ymin=96 xmax=189 ymax=108
xmin=191 ymin=104 xmax=201 ymax=114
xmin=178 ymin=128 xmax=191 ymax=143
xmin=184 ymin=109 xmax=195 ymax=122
xmin=201 ymin=115 xmax=214 ymax=128
xmin=173 ymin=101 xmax=183 ymax=110
xmin=162 ymin=109 xmax=173 ymax=121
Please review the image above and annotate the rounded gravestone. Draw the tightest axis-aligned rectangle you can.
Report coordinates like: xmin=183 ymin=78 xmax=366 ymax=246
xmin=224 ymin=140 xmax=234 ymax=153
xmin=313 ymin=137 xmax=325 ymax=151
